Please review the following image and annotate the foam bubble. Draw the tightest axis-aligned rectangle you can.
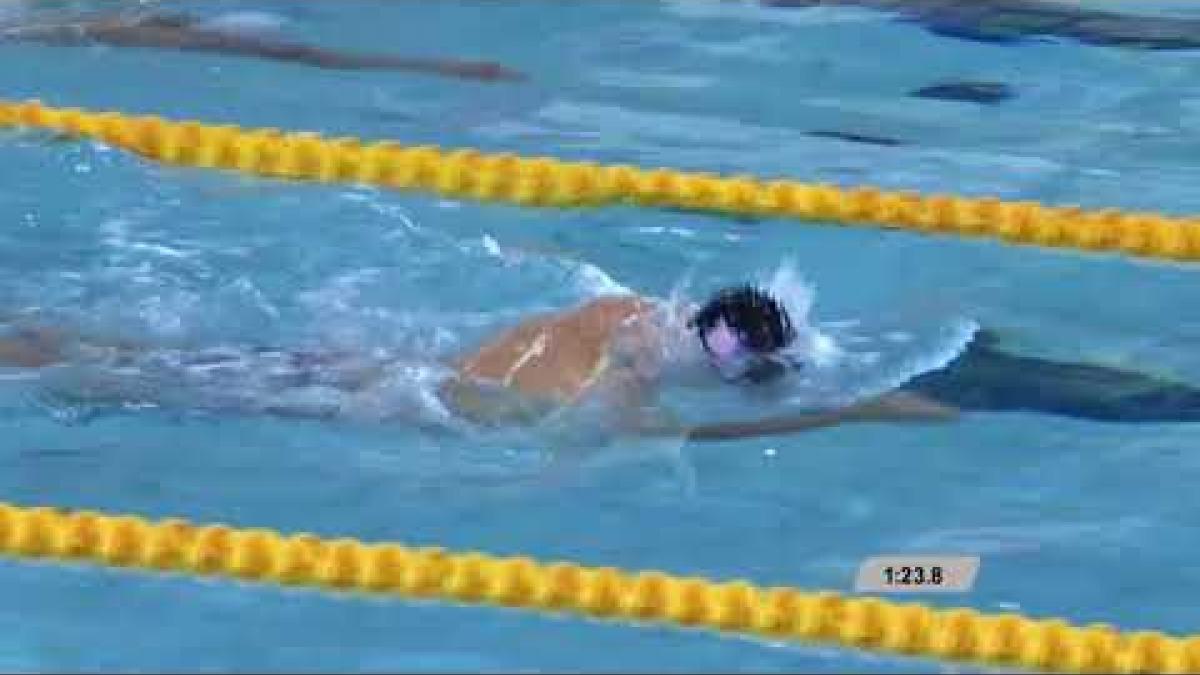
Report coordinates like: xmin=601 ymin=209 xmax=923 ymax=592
xmin=198 ymin=11 xmax=288 ymax=39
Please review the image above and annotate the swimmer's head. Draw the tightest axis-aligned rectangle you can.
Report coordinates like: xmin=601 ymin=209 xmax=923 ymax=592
xmin=688 ymin=285 xmax=797 ymax=384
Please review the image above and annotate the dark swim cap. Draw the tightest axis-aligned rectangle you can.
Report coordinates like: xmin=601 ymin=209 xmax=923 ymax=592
xmin=688 ymin=285 xmax=796 ymax=354
xmin=688 ymin=285 xmax=797 ymax=384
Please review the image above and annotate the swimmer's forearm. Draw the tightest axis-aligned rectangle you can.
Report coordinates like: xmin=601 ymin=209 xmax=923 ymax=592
xmin=71 ymin=21 xmax=525 ymax=81
xmin=659 ymin=393 xmax=958 ymax=442
xmin=678 ymin=409 xmax=851 ymax=441
xmin=298 ymin=51 xmax=526 ymax=81
xmin=629 ymin=408 xmax=849 ymax=441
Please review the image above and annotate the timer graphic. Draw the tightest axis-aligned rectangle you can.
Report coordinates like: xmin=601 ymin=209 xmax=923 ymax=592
xmin=882 ymin=564 xmax=944 ymax=586
xmin=855 ymin=556 xmax=980 ymax=593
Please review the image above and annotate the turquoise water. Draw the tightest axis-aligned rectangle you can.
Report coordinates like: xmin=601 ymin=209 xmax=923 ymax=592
xmin=3 ymin=0 xmax=1200 ymax=671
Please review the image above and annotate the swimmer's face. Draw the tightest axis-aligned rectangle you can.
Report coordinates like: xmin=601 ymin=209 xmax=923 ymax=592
xmin=688 ymin=285 xmax=797 ymax=385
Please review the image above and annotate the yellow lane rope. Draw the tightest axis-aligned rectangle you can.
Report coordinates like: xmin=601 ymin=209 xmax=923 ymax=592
xmin=2 ymin=99 xmax=1198 ymax=263
xmin=0 ymin=499 xmax=1194 ymax=674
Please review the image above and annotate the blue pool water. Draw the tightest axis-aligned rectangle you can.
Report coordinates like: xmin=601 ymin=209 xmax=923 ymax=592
xmin=3 ymin=0 xmax=1200 ymax=671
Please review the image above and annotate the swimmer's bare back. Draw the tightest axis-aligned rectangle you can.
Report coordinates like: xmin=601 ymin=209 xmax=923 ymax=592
xmin=452 ymin=295 xmax=658 ymax=405
xmin=3 ymin=13 xmax=525 ymax=82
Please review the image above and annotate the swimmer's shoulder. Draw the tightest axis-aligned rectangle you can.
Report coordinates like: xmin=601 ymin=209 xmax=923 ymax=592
xmin=452 ymin=295 xmax=655 ymax=402
xmin=573 ymin=294 xmax=659 ymax=328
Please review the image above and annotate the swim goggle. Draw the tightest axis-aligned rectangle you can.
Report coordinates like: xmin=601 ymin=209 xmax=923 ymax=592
xmin=700 ymin=321 xmax=799 ymax=384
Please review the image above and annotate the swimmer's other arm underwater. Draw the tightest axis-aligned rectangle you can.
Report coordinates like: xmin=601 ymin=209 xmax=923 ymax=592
xmin=0 ymin=8 xmax=524 ymax=82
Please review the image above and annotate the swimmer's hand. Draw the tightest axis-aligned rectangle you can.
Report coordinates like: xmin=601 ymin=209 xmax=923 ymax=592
xmin=842 ymin=391 xmax=960 ymax=424
xmin=426 ymin=59 xmax=527 ymax=82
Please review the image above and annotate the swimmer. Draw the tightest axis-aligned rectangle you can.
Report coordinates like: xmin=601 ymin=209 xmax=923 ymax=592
xmin=0 ymin=8 xmax=524 ymax=81
xmin=761 ymin=0 xmax=1200 ymax=50
xmin=0 ymin=284 xmax=1197 ymax=441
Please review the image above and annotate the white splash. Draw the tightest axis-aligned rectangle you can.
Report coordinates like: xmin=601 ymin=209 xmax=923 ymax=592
xmin=477 ymin=234 xmax=632 ymax=297
xmin=573 ymin=260 xmax=631 ymax=297
xmin=762 ymin=259 xmax=842 ymax=368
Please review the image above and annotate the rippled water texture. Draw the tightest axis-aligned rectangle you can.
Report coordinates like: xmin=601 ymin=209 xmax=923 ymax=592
xmin=2 ymin=0 xmax=1200 ymax=671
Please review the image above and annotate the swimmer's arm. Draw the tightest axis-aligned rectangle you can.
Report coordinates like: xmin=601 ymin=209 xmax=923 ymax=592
xmin=158 ymin=30 xmax=522 ymax=80
xmin=597 ymin=362 xmax=959 ymax=441
xmin=637 ymin=392 xmax=959 ymax=442
xmin=0 ymin=326 xmax=64 ymax=367
xmin=0 ymin=321 xmax=171 ymax=368
xmin=67 ymin=13 xmax=524 ymax=81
